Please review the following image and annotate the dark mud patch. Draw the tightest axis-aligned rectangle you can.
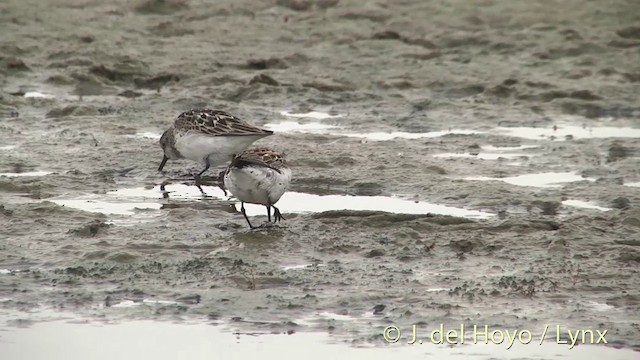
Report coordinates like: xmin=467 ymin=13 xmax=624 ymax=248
xmin=68 ymin=220 xmax=110 ymax=237
xmin=134 ymin=0 xmax=189 ymax=15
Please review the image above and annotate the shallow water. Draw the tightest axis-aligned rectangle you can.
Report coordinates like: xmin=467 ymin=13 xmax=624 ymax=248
xmin=0 ymin=310 xmax=636 ymax=360
xmin=262 ymin=120 xmax=483 ymax=140
xmin=263 ymin=192 xmax=494 ymax=218
xmin=338 ymin=130 xmax=483 ymax=140
xmin=465 ymin=172 xmax=591 ymax=188
xmin=50 ymin=198 xmax=162 ymax=216
xmin=0 ymin=171 xmax=52 ymax=177
xmin=281 ymin=263 xmax=326 ymax=271
xmin=263 ymin=121 xmax=340 ymax=133
xmin=264 ymin=121 xmax=640 ymax=142
xmin=107 ymin=184 xmax=494 ymax=219
xmin=108 ymin=299 xmax=179 ymax=308
xmin=125 ymin=132 xmax=162 ymax=140
xmin=433 ymin=152 xmax=532 ymax=160
xmin=493 ymin=126 xmax=640 ymax=140
xmin=280 ymin=111 xmax=344 ymax=119
xmin=257 ymin=120 xmax=640 ymax=143
xmin=480 ymin=145 xmax=540 ymax=151
xmin=561 ymin=199 xmax=612 ymax=212
xmin=23 ymin=91 xmax=56 ymax=99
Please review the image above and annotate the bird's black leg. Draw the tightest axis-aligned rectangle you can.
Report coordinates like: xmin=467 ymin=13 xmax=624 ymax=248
xmin=195 ymin=158 xmax=211 ymax=185
xmin=217 ymin=170 xmax=227 ymax=196
xmin=266 ymin=205 xmax=271 ymax=222
xmin=160 ymin=181 xmax=170 ymax=199
xmin=272 ymin=206 xmax=285 ymax=223
xmin=158 ymin=155 xmax=168 ymax=172
xmin=241 ymin=202 xmax=253 ymax=229
xmin=217 ymin=183 xmax=227 ymax=197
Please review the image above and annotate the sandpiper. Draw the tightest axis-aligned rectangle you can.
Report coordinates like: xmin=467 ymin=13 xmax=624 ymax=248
xmin=223 ymin=147 xmax=291 ymax=229
xmin=158 ymin=109 xmax=273 ymax=183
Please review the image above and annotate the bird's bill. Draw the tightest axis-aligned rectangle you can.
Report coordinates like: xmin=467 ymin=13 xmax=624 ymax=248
xmin=158 ymin=155 xmax=168 ymax=171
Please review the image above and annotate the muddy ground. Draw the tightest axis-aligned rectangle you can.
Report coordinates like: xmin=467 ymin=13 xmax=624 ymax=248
xmin=1 ymin=0 xmax=639 ymax=354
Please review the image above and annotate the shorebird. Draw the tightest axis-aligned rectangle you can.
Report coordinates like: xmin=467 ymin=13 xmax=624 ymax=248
xmin=158 ymin=109 xmax=273 ymax=184
xmin=223 ymin=147 xmax=291 ymax=229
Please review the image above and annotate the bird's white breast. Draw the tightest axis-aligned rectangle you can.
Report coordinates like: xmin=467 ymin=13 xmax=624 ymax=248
xmin=224 ymin=166 xmax=291 ymax=206
xmin=175 ymin=132 xmax=269 ymax=167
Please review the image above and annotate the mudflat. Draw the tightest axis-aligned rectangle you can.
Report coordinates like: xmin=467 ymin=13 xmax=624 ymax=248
xmin=1 ymin=0 xmax=639 ymax=357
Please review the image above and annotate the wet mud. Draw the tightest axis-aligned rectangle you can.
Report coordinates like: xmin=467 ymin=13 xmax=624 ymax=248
xmin=1 ymin=0 xmax=640 ymax=357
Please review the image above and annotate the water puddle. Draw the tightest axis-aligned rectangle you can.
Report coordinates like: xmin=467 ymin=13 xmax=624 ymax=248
xmin=125 ymin=132 xmax=161 ymax=140
xmin=433 ymin=153 xmax=529 ymax=160
xmin=585 ymin=301 xmax=617 ymax=312
xmin=110 ymin=299 xmax=178 ymax=308
xmin=24 ymin=91 xmax=56 ymax=99
xmin=293 ymin=311 xmax=378 ymax=327
xmin=0 ymin=311 xmax=636 ymax=360
xmin=109 ymin=300 xmax=139 ymax=308
xmin=0 ymin=171 xmax=52 ymax=177
xmin=280 ymin=111 xmax=343 ymax=119
xmin=434 ymin=144 xmax=540 ymax=161
xmin=465 ymin=172 xmax=592 ymax=188
xmin=110 ymin=184 xmax=494 ymax=219
xmin=23 ymin=90 xmax=133 ymax=102
xmin=264 ymin=120 xmax=483 ymax=141
xmin=108 ymin=184 xmax=226 ymax=201
xmin=426 ymin=288 xmax=450 ymax=292
xmin=51 ymin=198 xmax=162 ymax=215
xmin=314 ymin=312 xmax=360 ymax=321
xmin=562 ymin=200 xmax=612 ymax=212
xmin=50 ymin=197 xmax=163 ymax=225
xmin=504 ymin=161 xmax=524 ymax=166
xmin=268 ymin=192 xmax=493 ymax=219
xmin=281 ymin=264 xmax=325 ymax=271
xmin=263 ymin=121 xmax=339 ymax=133
xmin=0 ymin=267 xmax=32 ymax=274
xmin=339 ymin=129 xmax=482 ymax=141
xmin=140 ymin=299 xmax=179 ymax=305
xmin=494 ymin=126 xmax=640 ymax=140
xmin=480 ymin=145 xmax=539 ymax=151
